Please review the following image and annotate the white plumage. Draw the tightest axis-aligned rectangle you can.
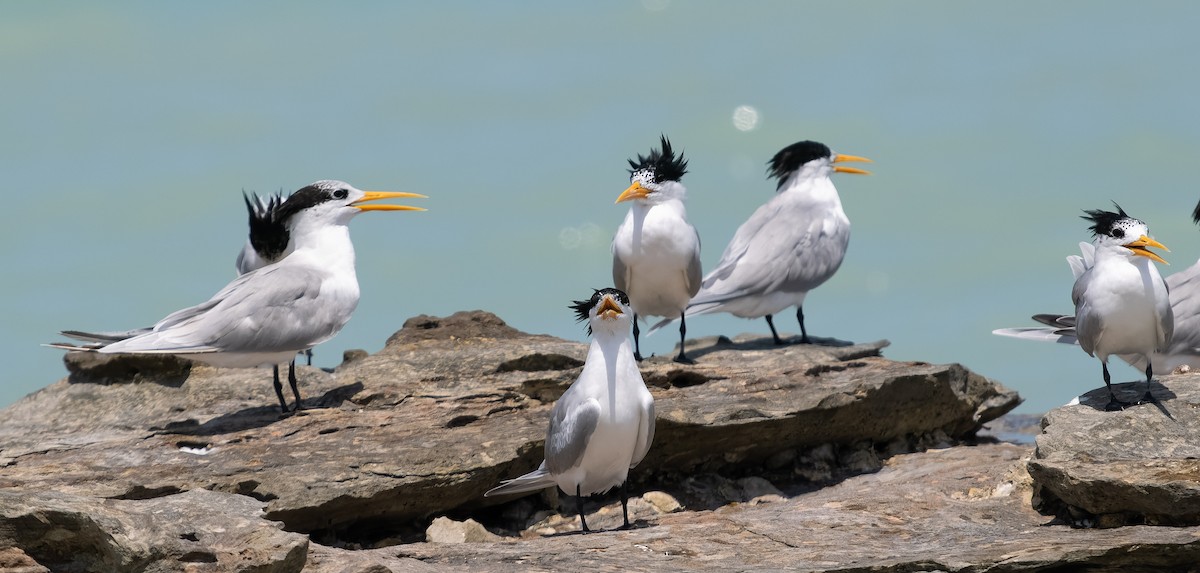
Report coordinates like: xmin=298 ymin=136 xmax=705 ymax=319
xmin=611 ymin=136 xmax=702 ymax=362
xmin=51 ymin=180 xmax=425 ymax=412
xmin=485 ymin=288 xmax=655 ymax=533
xmin=993 ymin=205 xmax=1172 ymax=410
xmin=649 ymin=140 xmax=871 ymax=344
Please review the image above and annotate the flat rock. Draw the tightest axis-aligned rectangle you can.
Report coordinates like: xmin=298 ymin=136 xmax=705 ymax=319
xmin=2 ymin=311 xmax=1024 ymax=569
xmin=0 ymin=489 xmax=307 ymax=572
xmin=1027 ymin=373 xmax=1200 ymax=526
xmin=339 ymin=443 xmax=1200 ymax=572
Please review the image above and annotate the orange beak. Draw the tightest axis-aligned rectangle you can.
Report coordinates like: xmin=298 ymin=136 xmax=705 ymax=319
xmin=832 ymin=153 xmax=873 ymax=175
xmin=352 ymin=191 xmax=428 ymax=212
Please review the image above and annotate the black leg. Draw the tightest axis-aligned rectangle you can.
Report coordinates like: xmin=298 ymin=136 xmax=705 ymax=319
xmin=674 ymin=312 xmax=694 ymax=364
xmin=288 ymin=360 xmax=303 ymax=411
xmin=632 ymin=313 xmax=644 ymax=362
xmin=765 ymin=315 xmax=786 ymax=345
xmin=796 ymin=306 xmax=810 ymax=344
xmin=576 ymin=484 xmax=591 ymax=533
xmin=1102 ymin=362 xmax=1125 ymax=411
xmin=1141 ymin=363 xmax=1156 ymax=404
xmin=304 ymin=348 xmax=313 ymax=366
xmin=272 ymin=365 xmax=288 ymax=414
xmin=620 ymin=481 xmax=632 ymax=529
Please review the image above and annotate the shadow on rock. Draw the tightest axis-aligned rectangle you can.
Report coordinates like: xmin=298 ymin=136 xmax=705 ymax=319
xmin=1077 ymin=381 xmax=1178 ymax=417
xmin=154 ymin=382 xmax=365 ymax=436
xmin=63 ymin=352 xmax=192 ymax=388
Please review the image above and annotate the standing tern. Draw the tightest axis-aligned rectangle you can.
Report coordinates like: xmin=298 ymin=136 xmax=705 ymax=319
xmin=995 ymin=204 xmax=1196 ymax=402
xmin=485 ymin=288 xmax=655 ymax=533
xmin=63 ymin=189 xmax=312 ymax=412
xmin=649 ymin=140 xmax=871 ymax=344
xmin=996 ymin=205 xmax=1171 ymax=410
xmin=611 ymin=136 xmax=702 ymax=363
xmin=52 ymin=180 xmax=426 ymax=412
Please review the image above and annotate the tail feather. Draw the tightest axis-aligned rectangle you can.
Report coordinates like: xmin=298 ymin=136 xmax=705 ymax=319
xmin=992 ymin=327 xmax=1079 ymax=346
xmin=60 ymin=328 xmax=151 ymax=344
xmin=644 ymin=316 xmax=677 ymax=337
xmin=484 ymin=466 xmax=555 ymax=497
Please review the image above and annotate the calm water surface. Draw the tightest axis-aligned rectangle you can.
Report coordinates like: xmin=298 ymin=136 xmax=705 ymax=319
xmin=4 ymin=2 xmax=1200 ymax=414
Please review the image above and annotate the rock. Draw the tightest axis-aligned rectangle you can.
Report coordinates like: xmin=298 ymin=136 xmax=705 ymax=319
xmin=0 ymin=489 xmax=307 ymax=572
xmin=424 ymin=516 xmax=501 ymax=543
xmin=642 ymin=491 xmax=682 ymax=513
xmin=1027 ymin=373 xmax=1200 ymax=526
xmin=0 ymin=547 xmax=49 ymax=573
xmin=3 ymin=310 xmax=1028 ymax=569
xmin=369 ymin=444 xmax=1200 ymax=571
xmin=2 ymin=313 xmax=1017 ymax=536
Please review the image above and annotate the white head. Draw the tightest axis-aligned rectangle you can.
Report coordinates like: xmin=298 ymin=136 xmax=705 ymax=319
xmin=1082 ymin=203 xmax=1169 ymax=264
xmin=615 ymin=135 xmax=689 ymax=205
xmin=277 ymin=180 xmax=426 ymax=236
xmin=571 ymin=288 xmax=633 ymax=337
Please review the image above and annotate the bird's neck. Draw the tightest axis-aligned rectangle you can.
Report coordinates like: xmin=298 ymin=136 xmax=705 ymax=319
xmin=287 ymin=222 xmax=357 ymax=275
xmin=780 ymin=174 xmax=843 ymax=210
xmin=585 ymin=328 xmax=637 ymax=390
xmin=630 ymin=197 xmax=686 ymax=220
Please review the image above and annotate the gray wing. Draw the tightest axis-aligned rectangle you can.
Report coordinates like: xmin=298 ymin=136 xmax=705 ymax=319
xmin=543 ymin=393 xmax=600 ymax=475
xmin=685 ymin=234 xmax=702 ymax=298
xmin=612 ymin=252 xmax=629 ymax=294
xmin=101 ymin=265 xmax=333 ymax=355
xmin=1071 ymin=269 xmax=1100 ymax=356
xmin=1166 ymin=261 xmax=1200 ymax=357
xmin=629 ymin=396 xmax=655 ymax=468
xmin=693 ymin=197 xmax=846 ymax=307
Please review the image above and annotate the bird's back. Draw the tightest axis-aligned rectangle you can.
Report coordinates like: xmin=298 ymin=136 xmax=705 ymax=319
xmin=691 ymin=190 xmax=849 ymax=316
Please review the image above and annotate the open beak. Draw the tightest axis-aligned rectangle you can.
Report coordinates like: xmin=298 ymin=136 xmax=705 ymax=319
xmin=615 ymin=181 xmax=650 ymax=204
xmin=352 ymin=191 xmax=428 ymax=212
xmin=597 ymin=295 xmax=624 ymax=319
xmin=1126 ymin=235 xmax=1169 ymax=265
xmin=833 ymin=153 xmax=873 ymax=175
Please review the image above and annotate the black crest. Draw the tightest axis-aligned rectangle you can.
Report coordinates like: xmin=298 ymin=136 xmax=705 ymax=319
xmin=243 ymin=191 xmax=289 ymax=262
xmin=569 ymin=288 xmax=630 ymax=335
xmin=627 ymin=135 xmax=688 ymax=183
xmin=275 ymin=181 xmax=348 ymax=222
xmin=1081 ymin=202 xmax=1134 ymax=237
xmin=767 ymin=140 xmax=833 ymax=190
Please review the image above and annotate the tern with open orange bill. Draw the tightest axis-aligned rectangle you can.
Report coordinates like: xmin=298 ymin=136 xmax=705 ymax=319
xmin=648 ymin=140 xmax=872 ymax=346
xmin=49 ymin=180 xmax=426 ymax=414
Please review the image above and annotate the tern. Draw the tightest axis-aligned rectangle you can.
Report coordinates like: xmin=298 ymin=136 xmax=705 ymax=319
xmin=649 ymin=140 xmax=870 ymax=344
xmin=995 ymin=204 xmax=1172 ymax=410
xmin=485 ymin=288 xmax=655 ymax=533
xmin=62 ymin=189 xmax=315 ymax=412
xmin=52 ymin=180 xmax=425 ymax=412
xmin=995 ymin=205 xmax=1192 ymax=406
xmin=611 ymin=136 xmax=702 ymax=363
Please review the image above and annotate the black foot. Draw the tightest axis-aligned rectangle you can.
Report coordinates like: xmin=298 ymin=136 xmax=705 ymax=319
xmin=799 ymin=335 xmax=811 ymax=344
xmin=634 ymin=352 xmax=644 ymax=362
xmin=1138 ymin=391 xmax=1157 ymax=405
xmin=673 ymin=353 xmax=695 ymax=365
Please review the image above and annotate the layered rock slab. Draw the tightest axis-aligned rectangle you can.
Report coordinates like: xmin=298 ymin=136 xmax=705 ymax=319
xmin=3 ymin=311 xmax=1021 ymax=569
xmin=333 ymin=444 xmax=1200 ymax=573
xmin=1027 ymin=374 xmax=1200 ymax=526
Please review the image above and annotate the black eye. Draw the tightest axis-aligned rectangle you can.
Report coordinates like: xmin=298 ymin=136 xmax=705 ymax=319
xmin=333 ymin=189 xmax=349 ymax=199
xmin=1112 ymin=228 xmax=1125 ymax=239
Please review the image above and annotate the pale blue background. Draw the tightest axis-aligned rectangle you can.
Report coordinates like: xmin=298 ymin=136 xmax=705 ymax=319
xmin=4 ymin=1 xmax=1199 ymax=414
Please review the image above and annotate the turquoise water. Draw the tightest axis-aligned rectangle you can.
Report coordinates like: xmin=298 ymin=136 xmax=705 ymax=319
xmin=4 ymin=2 xmax=1200 ymax=414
